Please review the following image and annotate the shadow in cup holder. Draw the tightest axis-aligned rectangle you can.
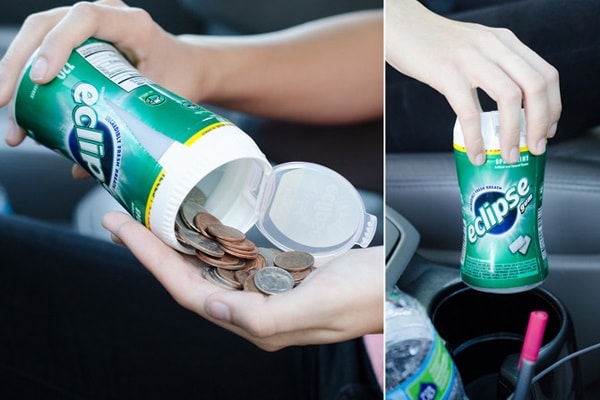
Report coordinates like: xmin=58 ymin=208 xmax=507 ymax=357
xmin=428 ymin=282 xmax=582 ymax=400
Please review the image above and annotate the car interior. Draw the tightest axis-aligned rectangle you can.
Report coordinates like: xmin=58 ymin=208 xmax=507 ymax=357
xmin=0 ymin=0 xmax=385 ymax=249
xmin=386 ymin=124 xmax=600 ymax=398
xmin=2 ymin=1 xmax=599 ymax=400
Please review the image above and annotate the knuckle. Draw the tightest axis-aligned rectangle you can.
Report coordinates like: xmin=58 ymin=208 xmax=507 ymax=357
xmin=67 ymin=2 xmax=100 ymax=26
xmin=128 ymin=7 xmax=155 ymax=35
xmin=524 ymin=75 xmax=547 ymax=97
xmin=499 ymin=85 xmax=522 ymax=106
xmin=243 ymin=317 xmax=274 ymax=339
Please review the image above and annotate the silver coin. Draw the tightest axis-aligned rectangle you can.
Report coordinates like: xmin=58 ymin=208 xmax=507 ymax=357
xmin=175 ymin=216 xmax=225 ymax=257
xmin=253 ymin=266 xmax=294 ymax=295
xmin=258 ymin=247 xmax=282 ymax=266
xmin=180 ymin=187 xmax=207 ymax=232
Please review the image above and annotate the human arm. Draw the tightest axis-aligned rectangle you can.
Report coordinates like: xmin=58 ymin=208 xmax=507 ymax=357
xmin=0 ymin=1 xmax=382 ymax=146
xmin=102 ymin=211 xmax=383 ymax=351
xmin=385 ymin=0 xmax=560 ymax=165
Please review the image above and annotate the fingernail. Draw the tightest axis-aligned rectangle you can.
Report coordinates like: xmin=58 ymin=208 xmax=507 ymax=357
xmin=509 ymin=146 xmax=519 ymax=164
xmin=548 ymin=123 xmax=557 ymax=138
xmin=29 ymin=56 xmax=48 ymax=81
xmin=537 ymin=138 xmax=547 ymax=155
xmin=206 ymin=301 xmax=231 ymax=323
xmin=474 ymin=152 xmax=485 ymax=166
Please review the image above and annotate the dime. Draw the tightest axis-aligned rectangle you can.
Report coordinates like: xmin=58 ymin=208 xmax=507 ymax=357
xmin=253 ymin=266 xmax=295 ymax=295
xmin=274 ymin=251 xmax=315 ymax=272
xmin=258 ymin=247 xmax=281 ymax=266
xmin=180 ymin=200 xmax=207 ymax=233
xmin=175 ymin=217 xmax=225 ymax=257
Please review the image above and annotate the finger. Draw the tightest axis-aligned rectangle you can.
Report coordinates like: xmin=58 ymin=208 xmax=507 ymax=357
xmin=33 ymin=2 xmax=156 ymax=83
xmin=71 ymin=164 xmax=92 ymax=180
xmin=4 ymin=116 xmax=27 ymax=146
xmin=460 ymin=54 xmax=524 ymax=164
xmin=0 ymin=7 xmax=69 ymax=106
xmin=101 ymin=211 xmax=221 ymax=309
xmin=496 ymin=29 xmax=562 ymax=140
xmin=440 ymin=70 xmax=485 ymax=165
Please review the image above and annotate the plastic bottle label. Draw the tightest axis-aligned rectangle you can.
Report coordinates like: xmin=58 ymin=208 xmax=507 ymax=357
xmin=454 ymin=145 xmax=548 ymax=292
xmin=386 ymin=334 xmax=458 ymax=400
xmin=14 ymin=39 xmax=231 ymax=228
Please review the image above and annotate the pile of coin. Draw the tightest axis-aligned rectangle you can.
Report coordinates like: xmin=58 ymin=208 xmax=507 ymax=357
xmin=174 ymin=191 xmax=315 ymax=295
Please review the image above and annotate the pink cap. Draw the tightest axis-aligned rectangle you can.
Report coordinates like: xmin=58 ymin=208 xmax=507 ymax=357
xmin=519 ymin=310 xmax=549 ymax=368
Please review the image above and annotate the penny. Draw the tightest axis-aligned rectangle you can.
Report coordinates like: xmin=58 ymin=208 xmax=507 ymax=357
xmin=217 ymin=237 xmax=257 ymax=252
xmin=289 ymin=266 xmax=315 ymax=284
xmin=274 ymin=250 xmax=314 ymax=272
xmin=207 ymin=224 xmax=246 ymax=242
xmin=196 ymin=251 xmax=246 ymax=270
xmin=215 ymin=267 xmax=243 ymax=290
xmin=193 ymin=212 xmax=222 ymax=236
xmin=219 ymin=244 xmax=260 ymax=260
xmin=243 ymin=271 xmax=264 ymax=294
xmin=253 ymin=266 xmax=295 ymax=295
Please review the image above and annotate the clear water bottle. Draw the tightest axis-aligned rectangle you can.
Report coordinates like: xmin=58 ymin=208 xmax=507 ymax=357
xmin=385 ymin=287 xmax=467 ymax=400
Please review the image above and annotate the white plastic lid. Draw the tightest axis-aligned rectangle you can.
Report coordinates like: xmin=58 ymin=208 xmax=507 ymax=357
xmin=255 ymin=161 xmax=377 ymax=258
xmin=453 ymin=109 xmax=527 ymax=151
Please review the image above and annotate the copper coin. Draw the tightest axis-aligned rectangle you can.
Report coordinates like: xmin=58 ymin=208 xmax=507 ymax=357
xmin=196 ymin=251 xmax=246 ymax=270
xmin=243 ymin=271 xmax=264 ymax=294
xmin=220 ymin=244 xmax=260 ymax=260
xmin=193 ymin=212 xmax=222 ymax=236
xmin=215 ymin=268 xmax=243 ymax=290
xmin=217 ymin=237 xmax=256 ymax=252
xmin=244 ymin=256 xmax=265 ymax=271
xmin=234 ymin=268 xmax=252 ymax=285
xmin=253 ymin=266 xmax=294 ymax=295
xmin=207 ymin=267 xmax=238 ymax=290
xmin=289 ymin=267 xmax=314 ymax=284
xmin=274 ymin=251 xmax=315 ymax=271
xmin=206 ymin=224 xmax=246 ymax=243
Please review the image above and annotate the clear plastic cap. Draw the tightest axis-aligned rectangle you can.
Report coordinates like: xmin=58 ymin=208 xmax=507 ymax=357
xmin=256 ymin=162 xmax=377 ymax=258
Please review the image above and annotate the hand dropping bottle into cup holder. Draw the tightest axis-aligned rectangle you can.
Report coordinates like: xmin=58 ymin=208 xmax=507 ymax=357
xmin=385 ymin=286 xmax=468 ymax=400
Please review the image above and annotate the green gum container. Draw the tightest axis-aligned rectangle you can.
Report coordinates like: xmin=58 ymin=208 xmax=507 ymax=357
xmin=453 ymin=110 xmax=548 ymax=293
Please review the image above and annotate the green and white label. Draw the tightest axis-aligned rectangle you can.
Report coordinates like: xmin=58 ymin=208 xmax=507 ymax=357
xmin=454 ymin=147 xmax=548 ymax=291
xmin=15 ymin=39 xmax=231 ymax=228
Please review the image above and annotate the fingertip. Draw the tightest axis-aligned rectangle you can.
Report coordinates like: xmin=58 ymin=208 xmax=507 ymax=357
xmin=536 ymin=138 xmax=547 ymax=155
xmin=101 ymin=210 xmax=133 ymax=233
xmin=29 ymin=56 xmax=49 ymax=82
xmin=547 ymin=122 xmax=557 ymax=139
xmin=470 ymin=151 xmax=486 ymax=166
xmin=4 ymin=119 xmax=26 ymax=146
xmin=71 ymin=164 xmax=91 ymax=180
xmin=205 ymin=300 xmax=232 ymax=324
